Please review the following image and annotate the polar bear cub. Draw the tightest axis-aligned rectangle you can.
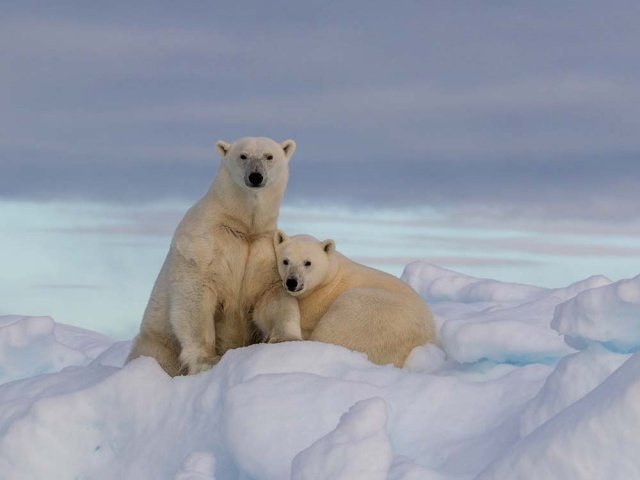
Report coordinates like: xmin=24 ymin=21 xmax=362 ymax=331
xmin=127 ymin=137 xmax=300 ymax=376
xmin=272 ymin=231 xmax=435 ymax=367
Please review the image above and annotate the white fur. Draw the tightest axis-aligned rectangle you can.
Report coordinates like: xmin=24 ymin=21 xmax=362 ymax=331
xmin=272 ymin=232 xmax=436 ymax=367
xmin=127 ymin=137 xmax=301 ymax=375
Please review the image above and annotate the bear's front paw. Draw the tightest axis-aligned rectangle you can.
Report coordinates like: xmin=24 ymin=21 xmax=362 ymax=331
xmin=268 ymin=332 xmax=303 ymax=343
xmin=187 ymin=356 xmax=220 ymax=375
xmin=180 ymin=348 xmax=220 ymax=375
xmin=267 ymin=321 xmax=303 ymax=344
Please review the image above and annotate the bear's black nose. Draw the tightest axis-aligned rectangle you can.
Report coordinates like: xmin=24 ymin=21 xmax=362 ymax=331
xmin=286 ymin=277 xmax=298 ymax=292
xmin=248 ymin=172 xmax=264 ymax=186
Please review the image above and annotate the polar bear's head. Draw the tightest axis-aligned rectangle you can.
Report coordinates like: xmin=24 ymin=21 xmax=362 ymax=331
xmin=216 ymin=137 xmax=296 ymax=190
xmin=274 ymin=231 xmax=336 ymax=297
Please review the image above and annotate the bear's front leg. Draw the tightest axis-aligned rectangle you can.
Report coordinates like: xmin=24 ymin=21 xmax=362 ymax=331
xmin=170 ymin=279 xmax=219 ymax=375
xmin=254 ymin=286 xmax=302 ymax=343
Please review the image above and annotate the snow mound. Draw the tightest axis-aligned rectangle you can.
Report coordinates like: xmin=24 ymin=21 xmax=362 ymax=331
xmin=404 ymin=343 xmax=447 ymax=373
xmin=552 ymin=275 xmax=640 ymax=352
xmin=402 ymin=262 xmax=545 ymax=303
xmin=478 ymin=352 xmax=640 ymax=479
xmin=518 ymin=345 xmax=630 ymax=436
xmin=174 ymin=452 xmax=216 ymax=480
xmin=1 ymin=265 xmax=639 ymax=479
xmin=0 ymin=315 xmax=114 ymax=384
xmin=291 ymin=397 xmax=393 ymax=480
xmin=401 ymin=263 xmax=610 ymax=364
xmin=0 ymin=337 xmax=549 ymax=479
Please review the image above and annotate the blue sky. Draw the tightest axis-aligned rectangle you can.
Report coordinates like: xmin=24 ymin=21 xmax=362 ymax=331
xmin=1 ymin=2 xmax=639 ymax=337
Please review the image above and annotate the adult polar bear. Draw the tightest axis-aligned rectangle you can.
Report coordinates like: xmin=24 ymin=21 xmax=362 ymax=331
xmin=127 ymin=137 xmax=302 ymax=375
xmin=271 ymin=232 xmax=435 ymax=367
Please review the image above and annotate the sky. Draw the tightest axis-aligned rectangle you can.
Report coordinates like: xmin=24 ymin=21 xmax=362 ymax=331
xmin=1 ymin=1 xmax=639 ymax=337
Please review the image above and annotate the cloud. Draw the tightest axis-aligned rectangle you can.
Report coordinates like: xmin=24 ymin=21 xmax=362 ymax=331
xmin=1 ymin=3 xmax=640 ymax=224
xmin=0 ymin=17 xmax=236 ymax=87
xmin=2 ymin=152 xmax=638 ymax=223
xmin=5 ymin=75 xmax=640 ymax=160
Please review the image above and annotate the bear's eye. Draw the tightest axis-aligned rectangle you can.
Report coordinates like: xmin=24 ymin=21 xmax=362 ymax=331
xmin=304 ymin=260 xmax=312 ymax=267
xmin=283 ymin=259 xmax=289 ymax=266
xmin=240 ymin=154 xmax=247 ymax=160
xmin=266 ymin=154 xmax=273 ymax=161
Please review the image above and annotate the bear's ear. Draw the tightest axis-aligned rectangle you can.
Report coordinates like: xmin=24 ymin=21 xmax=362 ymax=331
xmin=216 ymin=140 xmax=231 ymax=157
xmin=280 ymin=139 xmax=296 ymax=159
xmin=321 ymin=239 xmax=335 ymax=254
xmin=274 ymin=229 xmax=289 ymax=246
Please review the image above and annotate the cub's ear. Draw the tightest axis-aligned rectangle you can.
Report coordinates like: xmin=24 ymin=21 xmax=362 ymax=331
xmin=274 ymin=229 xmax=289 ymax=246
xmin=320 ymin=239 xmax=335 ymax=254
xmin=280 ymin=139 xmax=296 ymax=159
xmin=216 ymin=140 xmax=231 ymax=157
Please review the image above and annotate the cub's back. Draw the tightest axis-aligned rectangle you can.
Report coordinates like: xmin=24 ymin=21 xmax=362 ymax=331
xmin=336 ymin=253 xmax=421 ymax=300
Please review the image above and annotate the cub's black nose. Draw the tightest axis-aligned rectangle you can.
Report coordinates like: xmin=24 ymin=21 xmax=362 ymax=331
xmin=248 ymin=172 xmax=264 ymax=186
xmin=286 ymin=277 xmax=298 ymax=292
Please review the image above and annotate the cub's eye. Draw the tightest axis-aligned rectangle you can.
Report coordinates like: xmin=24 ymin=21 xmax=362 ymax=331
xmin=240 ymin=154 xmax=247 ymax=160
xmin=266 ymin=154 xmax=273 ymax=161
xmin=304 ymin=260 xmax=312 ymax=267
xmin=283 ymin=259 xmax=289 ymax=266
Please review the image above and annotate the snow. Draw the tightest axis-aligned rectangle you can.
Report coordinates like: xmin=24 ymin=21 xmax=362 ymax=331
xmin=403 ymin=263 xmax=613 ymax=364
xmin=552 ymin=274 xmax=640 ymax=352
xmin=0 ymin=315 xmax=114 ymax=384
xmin=518 ymin=345 xmax=630 ymax=436
xmin=0 ymin=262 xmax=639 ymax=479
xmin=291 ymin=398 xmax=393 ymax=480
xmin=477 ymin=352 xmax=640 ymax=479
xmin=175 ymin=452 xmax=217 ymax=480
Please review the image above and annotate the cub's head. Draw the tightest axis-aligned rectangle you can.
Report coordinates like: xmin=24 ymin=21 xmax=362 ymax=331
xmin=216 ymin=137 xmax=296 ymax=190
xmin=274 ymin=231 xmax=336 ymax=297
